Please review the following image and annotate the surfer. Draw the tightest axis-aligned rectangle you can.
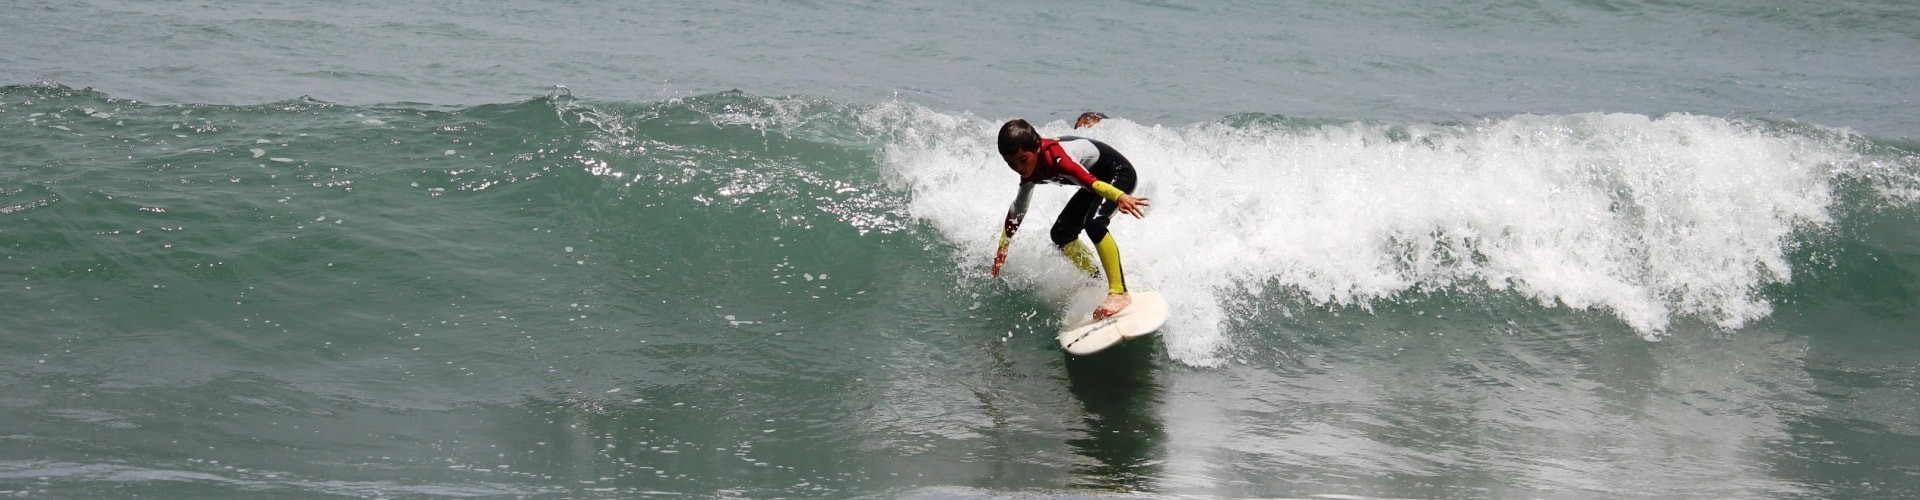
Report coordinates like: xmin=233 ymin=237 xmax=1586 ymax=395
xmin=1073 ymin=111 xmax=1106 ymax=129
xmin=991 ymin=118 xmax=1150 ymax=320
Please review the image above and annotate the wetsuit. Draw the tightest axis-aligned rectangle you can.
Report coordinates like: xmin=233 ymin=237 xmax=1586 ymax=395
xmin=1000 ymin=136 xmax=1138 ymax=294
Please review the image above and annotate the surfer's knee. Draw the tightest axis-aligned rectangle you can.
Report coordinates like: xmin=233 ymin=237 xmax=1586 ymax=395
xmin=1049 ymin=220 xmax=1080 ymax=247
xmin=1083 ymin=216 xmax=1111 ymax=242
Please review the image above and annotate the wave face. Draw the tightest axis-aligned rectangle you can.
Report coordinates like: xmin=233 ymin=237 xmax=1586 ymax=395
xmin=4 ymin=84 xmax=1920 ymax=496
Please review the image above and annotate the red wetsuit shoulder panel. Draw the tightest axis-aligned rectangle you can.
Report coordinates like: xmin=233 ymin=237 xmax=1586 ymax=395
xmin=1026 ymin=138 xmax=1102 ymax=188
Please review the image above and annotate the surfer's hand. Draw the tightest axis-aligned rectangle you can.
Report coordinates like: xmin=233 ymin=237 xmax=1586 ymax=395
xmin=991 ymin=246 xmax=1008 ymax=277
xmin=1116 ymin=194 xmax=1150 ymax=218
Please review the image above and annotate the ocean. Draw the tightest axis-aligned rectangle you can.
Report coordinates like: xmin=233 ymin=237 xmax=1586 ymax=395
xmin=4 ymin=0 xmax=1919 ymax=497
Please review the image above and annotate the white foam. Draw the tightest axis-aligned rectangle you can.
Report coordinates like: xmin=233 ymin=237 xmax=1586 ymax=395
xmin=875 ymin=102 xmax=1865 ymax=365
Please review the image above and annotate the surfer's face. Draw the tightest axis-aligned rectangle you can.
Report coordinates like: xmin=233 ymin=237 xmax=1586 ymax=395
xmin=1003 ymin=151 xmax=1037 ymax=177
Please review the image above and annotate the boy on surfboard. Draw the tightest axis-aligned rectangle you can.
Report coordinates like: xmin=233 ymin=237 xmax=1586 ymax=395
xmin=990 ymin=118 xmax=1150 ymax=320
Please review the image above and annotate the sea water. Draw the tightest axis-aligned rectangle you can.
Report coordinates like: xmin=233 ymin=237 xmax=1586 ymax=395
xmin=4 ymin=1 xmax=1919 ymax=497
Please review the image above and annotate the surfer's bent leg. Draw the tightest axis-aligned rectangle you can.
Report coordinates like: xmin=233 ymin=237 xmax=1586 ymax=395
xmin=1084 ymin=166 xmax=1136 ymax=295
xmin=1083 ymin=212 xmax=1127 ymax=294
xmin=1052 ymin=191 xmax=1102 ymax=277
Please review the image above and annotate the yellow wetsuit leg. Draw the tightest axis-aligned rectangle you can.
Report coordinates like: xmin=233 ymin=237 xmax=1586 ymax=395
xmin=1060 ymin=239 xmax=1099 ymax=277
xmin=1093 ymin=233 xmax=1126 ymax=295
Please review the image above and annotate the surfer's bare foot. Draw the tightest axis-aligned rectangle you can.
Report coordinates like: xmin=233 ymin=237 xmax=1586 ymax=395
xmin=1092 ymin=293 xmax=1131 ymax=321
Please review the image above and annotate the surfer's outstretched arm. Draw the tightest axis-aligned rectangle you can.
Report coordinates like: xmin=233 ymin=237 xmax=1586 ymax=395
xmin=992 ymin=183 xmax=1035 ymax=277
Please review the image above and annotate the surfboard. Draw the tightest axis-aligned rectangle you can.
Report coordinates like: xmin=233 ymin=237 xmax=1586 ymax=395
xmin=1056 ymin=290 xmax=1168 ymax=356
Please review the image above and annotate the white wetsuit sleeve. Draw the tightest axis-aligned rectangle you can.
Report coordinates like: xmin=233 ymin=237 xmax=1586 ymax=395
xmin=1002 ymin=182 xmax=1035 ymax=242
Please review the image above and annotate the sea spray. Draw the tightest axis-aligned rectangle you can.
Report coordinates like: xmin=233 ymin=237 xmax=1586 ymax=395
xmin=875 ymin=102 xmax=1872 ymax=364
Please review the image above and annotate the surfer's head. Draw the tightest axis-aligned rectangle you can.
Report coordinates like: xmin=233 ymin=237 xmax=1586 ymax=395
xmin=998 ymin=118 xmax=1041 ymax=177
xmin=1073 ymin=111 xmax=1106 ymax=129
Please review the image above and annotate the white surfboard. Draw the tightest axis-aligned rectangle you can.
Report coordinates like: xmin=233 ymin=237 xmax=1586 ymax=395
xmin=1056 ymin=290 xmax=1168 ymax=356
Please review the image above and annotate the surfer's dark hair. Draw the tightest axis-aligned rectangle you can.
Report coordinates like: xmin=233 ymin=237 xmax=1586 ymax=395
xmin=997 ymin=119 xmax=1041 ymax=156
